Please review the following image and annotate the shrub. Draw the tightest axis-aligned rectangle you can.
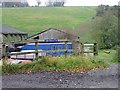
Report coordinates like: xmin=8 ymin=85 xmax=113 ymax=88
xmin=2 ymin=55 xmax=110 ymax=74
xmin=111 ymin=48 xmax=120 ymax=63
xmin=2 ymin=63 xmax=19 ymax=74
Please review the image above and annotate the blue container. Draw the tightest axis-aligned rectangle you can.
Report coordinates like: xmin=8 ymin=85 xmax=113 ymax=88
xmin=21 ymin=42 xmax=72 ymax=56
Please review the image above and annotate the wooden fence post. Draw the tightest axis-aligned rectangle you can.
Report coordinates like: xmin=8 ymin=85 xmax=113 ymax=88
xmin=6 ymin=45 xmax=9 ymax=58
xmin=2 ymin=44 xmax=6 ymax=58
xmin=65 ymin=41 xmax=68 ymax=57
xmin=78 ymin=40 xmax=80 ymax=55
xmin=93 ymin=43 xmax=98 ymax=56
xmin=80 ymin=43 xmax=84 ymax=56
xmin=35 ymin=42 xmax=39 ymax=60
xmin=2 ymin=44 xmax=9 ymax=59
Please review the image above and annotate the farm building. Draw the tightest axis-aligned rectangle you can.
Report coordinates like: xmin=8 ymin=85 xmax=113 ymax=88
xmin=9 ymin=28 xmax=80 ymax=59
xmin=28 ymin=28 xmax=80 ymax=40
xmin=17 ymin=28 xmax=80 ymax=58
xmin=0 ymin=25 xmax=28 ymax=58
xmin=28 ymin=28 xmax=80 ymax=50
xmin=0 ymin=0 xmax=28 ymax=7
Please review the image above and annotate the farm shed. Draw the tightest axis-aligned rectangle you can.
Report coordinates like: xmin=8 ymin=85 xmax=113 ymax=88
xmin=0 ymin=0 xmax=28 ymax=7
xmin=10 ymin=28 xmax=80 ymax=59
xmin=28 ymin=28 xmax=80 ymax=54
xmin=28 ymin=28 xmax=80 ymax=40
xmin=0 ymin=25 xmax=28 ymax=58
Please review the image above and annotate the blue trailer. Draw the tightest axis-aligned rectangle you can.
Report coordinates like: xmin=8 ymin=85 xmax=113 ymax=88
xmin=21 ymin=40 xmax=73 ymax=56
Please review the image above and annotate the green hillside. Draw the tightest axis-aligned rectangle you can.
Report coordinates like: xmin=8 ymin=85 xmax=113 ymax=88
xmin=2 ymin=7 xmax=96 ymax=43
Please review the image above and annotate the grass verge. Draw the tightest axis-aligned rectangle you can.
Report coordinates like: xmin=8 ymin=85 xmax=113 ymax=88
xmin=111 ymin=49 xmax=120 ymax=63
xmin=2 ymin=55 xmax=110 ymax=74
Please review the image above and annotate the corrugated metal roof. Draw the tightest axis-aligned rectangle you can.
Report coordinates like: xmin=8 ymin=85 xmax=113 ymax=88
xmin=0 ymin=25 xmax=27 ymax=34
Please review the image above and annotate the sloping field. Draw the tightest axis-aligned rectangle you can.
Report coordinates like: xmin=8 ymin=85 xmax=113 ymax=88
xmin=2 ymin=7 xmax=96 ymax=42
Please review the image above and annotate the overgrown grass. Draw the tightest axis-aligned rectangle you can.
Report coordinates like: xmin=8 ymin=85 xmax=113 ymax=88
xmin=2 ymin=55 xmax=110 ymax=74
xmin=98 ymin=49 xmax=116 ymax=59
xmin=111 ymin=49 xmax=120 ymax=63
xmin=96 ymin=49 xmax=120 ymax=64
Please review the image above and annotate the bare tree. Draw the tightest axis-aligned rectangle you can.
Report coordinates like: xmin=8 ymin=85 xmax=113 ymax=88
xmin=36 ymin=0 xmax=41 ymax=7
xmin=45 ymin=0 xmax=66 ymax=7
xmin=53 ymin=0 xmax=66 ymax=7
xmin=45 ymin=0 xmax=54 ymax=7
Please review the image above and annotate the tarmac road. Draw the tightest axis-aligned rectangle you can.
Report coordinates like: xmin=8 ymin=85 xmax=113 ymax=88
xmin=2 ymin=64 xmax=119 ymax=88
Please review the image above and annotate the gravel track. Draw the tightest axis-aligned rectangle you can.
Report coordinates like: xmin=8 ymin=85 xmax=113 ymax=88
xmin=2 ymin=64 xmax=119 ymax=88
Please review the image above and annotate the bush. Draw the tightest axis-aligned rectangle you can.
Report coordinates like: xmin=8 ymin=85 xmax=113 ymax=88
xmin=2 ymin=55 xmax=110 ymax=74
xmin=2 ymin=63 xmax=20 ymax=74
xmin=111 ymin=48 xmax=120 ymax=63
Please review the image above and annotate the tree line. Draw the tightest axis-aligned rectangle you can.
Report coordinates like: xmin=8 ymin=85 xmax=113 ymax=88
xmin=92 ymin=5 xmax=119 ymax=49
xmin=0 ymin=0 xmax=66 ymax=7
xmin=36 ymin=0 xmax=66 ymax=7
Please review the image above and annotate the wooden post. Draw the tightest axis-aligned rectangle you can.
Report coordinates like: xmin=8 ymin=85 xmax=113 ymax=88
xmin=2 ymin=44 xmax=6 ymax=58
xmin=12 ymin=34 xmax=15 ymax=42
xmin=65 ymin=41 xmax=68 ymax=57
xmin=72 ymin=41 xmax=74 ymax=55
xmin=8 ymin=34 xmax=11 ymax=43
xmin=78 ymin=40 xmax=80 ymax=55
xmin=93 ymin=43 xmax=98 ymax=56
xmin=3 ymin=35 xmax=7 ymax=43
xmin=6 ymin=45 xmax=9 ymax=58
xmin=2 ymin=44 xmax=6 ymax=64
xmin=35 ymin=42 xmax=39 ymax=60
xmin=9 ymin=35 xmax=11 ymax=42
xmin=20 ymin=34 xmax=23 ymax=41
xmin=80 ymin=43 xmax=84 ymax=56
xmin=18 ymin=35 xmax=21 ymax=42
xmin=24 ymin=34 xmax=28 ymax=40
xmin=2 ymin=44 xmax=8 ymax=59
xmin=6 ymin=34 xmax=9 ymax=43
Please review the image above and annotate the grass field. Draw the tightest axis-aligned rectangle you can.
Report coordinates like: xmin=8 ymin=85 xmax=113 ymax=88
xmin=2 ymin=7 xmax=96 ymax=43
